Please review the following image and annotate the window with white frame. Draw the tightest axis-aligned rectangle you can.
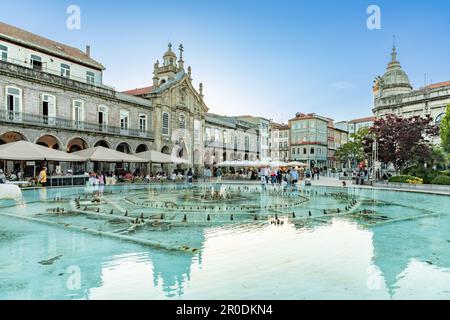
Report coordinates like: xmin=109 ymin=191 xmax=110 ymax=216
xmin=30 ymin=54 xmax=42 ymax=70
xmin=205 ymin=127 xmax=211 ymax=141
xmin=98 ymin=105 xmax=109 ymax=130
xmin=120 ymin=110 xmax=130 ymax=131
xmin=72 ymin=100 xmax=84 ymax=128
xmin=86 ymin=71 xmax=95 ymax=85
xmin=179 ymin=114 xmax=186 ymax=129
xmin=0 ymin=44 xmax=7 ymax=61
xmin=42 ymin=94 xmax=56 ymax=125
xmin=215 ymin=129 xmax=220 ymax=142
xmin=5 ymin=86 xmax=22 ymax=121
xmin=139 ymin=114 xmax=147 ymax=133
xmin=61 ymin=64 xmax=70 ymax=78
xmin=162 ymin=112 xmax=169 ymax=135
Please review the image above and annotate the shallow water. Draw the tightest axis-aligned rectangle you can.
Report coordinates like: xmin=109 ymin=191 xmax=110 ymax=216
xmin=0 ymin=183 xmax=449 ymax=299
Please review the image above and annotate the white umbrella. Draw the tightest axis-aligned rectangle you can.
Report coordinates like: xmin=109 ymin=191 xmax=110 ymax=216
xmin=136 ymin=149 xmax=188 ymax=164
xmin=269 ymin=160 xmax=288 ymax=167
xmin=287 ymin=161 xmax=308 ymax=167
xmin=0 ymin=141 xmax=85 ymax=162
xmin=217 ymin=161 xmax=232 ymax=167
xmin=72 ymin=146 xmax=147 ymax=163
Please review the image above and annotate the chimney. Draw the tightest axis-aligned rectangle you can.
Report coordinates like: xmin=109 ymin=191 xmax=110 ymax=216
xmin=86 ymin=45 xmax=91 ymax=58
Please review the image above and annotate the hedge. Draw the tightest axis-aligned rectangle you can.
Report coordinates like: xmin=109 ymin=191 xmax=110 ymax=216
xmin=431 ymin=175 xmax=450 ymax=185
xmin=388 ymin=175 xmax=420 ymax=183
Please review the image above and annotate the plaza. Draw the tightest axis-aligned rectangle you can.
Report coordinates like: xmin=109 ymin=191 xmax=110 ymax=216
xmin=1 ymin=1 xmax=450 ymax=303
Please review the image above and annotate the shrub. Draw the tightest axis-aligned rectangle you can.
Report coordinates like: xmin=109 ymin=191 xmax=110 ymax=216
xmin=439 ymin=169 xmax=450 ymax=177
xmin=406 ymin=177 xmax=423 ymax=184
xmin=389 ymin=175 xmax=420 ymax=183
xmin=403 ymin=166 xmax=439 ymax=184
xmin=431 ymin=175 xmax=450 ymax=185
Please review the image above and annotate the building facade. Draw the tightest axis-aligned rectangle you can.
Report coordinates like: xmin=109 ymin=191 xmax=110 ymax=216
xmin=203 ymin=113 xmax=259 ymax=166
xmin=372 ymin=45 xmax=450 ymax=144
xmin=289 ymin=113 xmax=329 ymax=168
xmin=234 ymin=115 xmax=270 ymax=159
xmin=269 ymin=122 xmax=289 ymax=161
xmin=0 ymin=22 xmax=155 ymax=173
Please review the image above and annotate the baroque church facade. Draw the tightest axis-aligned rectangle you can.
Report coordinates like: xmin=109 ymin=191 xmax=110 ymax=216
xmin=372 ymin=45 xmax=450 ymax=143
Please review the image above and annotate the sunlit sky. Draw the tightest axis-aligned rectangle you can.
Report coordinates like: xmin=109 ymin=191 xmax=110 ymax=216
xmin=1 ymin=0 xmax=450 ymax=122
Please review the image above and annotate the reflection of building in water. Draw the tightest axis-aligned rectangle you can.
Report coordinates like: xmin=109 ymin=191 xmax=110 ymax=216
xmin=149 ymin=232 xmax=205 ymax=297
xmin=370 ymin=215 xmax=450 ymax=297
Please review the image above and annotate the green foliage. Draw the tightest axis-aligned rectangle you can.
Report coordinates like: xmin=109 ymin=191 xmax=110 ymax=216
xmin=335 ymin=127 xmax=373 ymax=167
xmin=389 ymin=175 xmax=420 ymax=183
xmin=439 ymin=169 xmax=450 ymax=177
xmin=403 ymin=166 xmax=439 ymax=184
xmin=431 ymin=175 xmax=450 ymax=185
xmin=440 ymin=104 xmax=450 ymax=153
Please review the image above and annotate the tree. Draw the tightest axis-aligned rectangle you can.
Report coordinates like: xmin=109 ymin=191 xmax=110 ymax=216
xmin=440 ymin=104 xmax=450 ymax=153
xmin=335 ymin=127 xmax=372 ymax=169
xmin=371 ymin=114 xmax=438 ymax=171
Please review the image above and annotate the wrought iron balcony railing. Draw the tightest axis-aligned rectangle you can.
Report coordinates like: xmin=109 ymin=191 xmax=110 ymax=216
xmin=0 ymin=110 xmax=154 ymax=139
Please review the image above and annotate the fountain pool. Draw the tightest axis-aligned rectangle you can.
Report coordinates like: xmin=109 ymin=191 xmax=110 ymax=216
xmin=0 ymin=183 xmax=449 ymax=299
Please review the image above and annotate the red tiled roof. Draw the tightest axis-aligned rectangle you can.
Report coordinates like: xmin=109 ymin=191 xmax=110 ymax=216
xmin=0 ymin=22 xmax=104 ymax=70
xmin=349 ymin=116 xmax=376 ymax=124
xmin=424 ymin=80 xmax=450 ymax=90
xmin=122 ymin=86 xmax=153 ymax=96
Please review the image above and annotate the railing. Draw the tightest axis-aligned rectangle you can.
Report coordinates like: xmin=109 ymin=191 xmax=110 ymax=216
xmin=0 ymin=59 xmax=115 ymax=96
xmin=0 ymin=110 xmax=154 ymax=139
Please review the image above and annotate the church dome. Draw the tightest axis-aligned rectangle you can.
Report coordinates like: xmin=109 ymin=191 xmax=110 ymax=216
xmin=163 ymin=43 xmax=177 ymax=58
xmin=379 ymin=46 xmax=412 ymax=97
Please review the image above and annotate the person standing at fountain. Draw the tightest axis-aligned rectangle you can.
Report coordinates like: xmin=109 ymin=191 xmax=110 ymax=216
xmin=290 ymin=167 xmax=298 ymax=188
xmin=38 ymin=167 xmax=47 ymax=187
xmin=0 ymin=169 xmax=6 ymax=184
xmin=187 ymin=168 xmax=193 ymax=185
xmin=216 ymin=166 xmax=222 ymax=183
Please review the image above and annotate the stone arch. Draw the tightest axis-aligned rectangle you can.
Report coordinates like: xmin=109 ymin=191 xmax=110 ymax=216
xmin=67 ymin=137 xmax=89 ymax=153
xmin=0 ymin=131 xmax=28 ymax=144
xmin=136 ymin=144 xmax=149 ymax=153
xmin=244 ymin=153 xmax=249 ymax=161
xmin=35 ymin=134 xmax=62 ymax=150
xmin=116 ymin=142 xmax=131 ymax=154
xmin=161 ymin=145 xmax=170 ymax=154
xmin=94 ymin=140 xmax=110 ymax=148
xmin=222 ymin=151 xmax=227 ymax=162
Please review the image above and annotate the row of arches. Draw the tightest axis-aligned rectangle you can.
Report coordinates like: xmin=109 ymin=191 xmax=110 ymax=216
xmin=0 ymin=131 xmax=150 ymax=154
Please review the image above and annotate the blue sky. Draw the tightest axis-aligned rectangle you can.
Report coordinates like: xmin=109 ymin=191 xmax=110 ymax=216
xmin=1 ymin=0 xmax=450 ymax=122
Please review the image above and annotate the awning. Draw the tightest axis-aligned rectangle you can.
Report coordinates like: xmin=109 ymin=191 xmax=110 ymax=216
xmin=0 ymin=141 xmax=86 ymax=162
xmin=72 ymin=146 xmax=147 ymax=163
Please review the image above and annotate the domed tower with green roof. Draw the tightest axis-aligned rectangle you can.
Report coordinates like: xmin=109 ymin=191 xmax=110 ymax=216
xmin=372 ymin=42 xmax=413 ymax=116
xmin=379 ymin=44 xmax=413 ymax=97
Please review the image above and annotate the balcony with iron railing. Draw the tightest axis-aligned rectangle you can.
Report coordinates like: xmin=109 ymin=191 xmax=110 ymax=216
xmin=0 ymin=58 xmax=115 ymax=97
xmin=0 ymin=109 xmax=154 ymax=139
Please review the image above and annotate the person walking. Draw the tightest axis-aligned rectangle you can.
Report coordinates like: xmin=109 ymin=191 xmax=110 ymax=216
xmin=38 ymin=167 xmax=47 ymax=187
